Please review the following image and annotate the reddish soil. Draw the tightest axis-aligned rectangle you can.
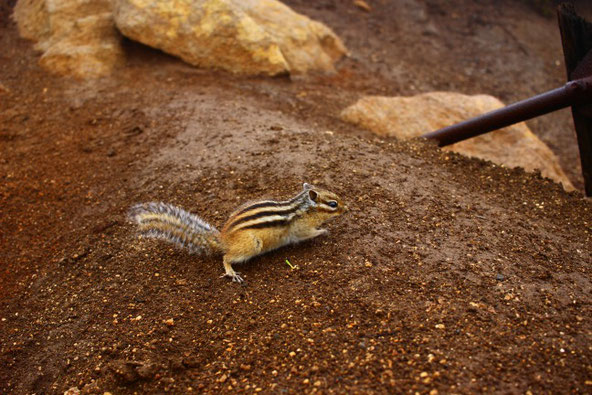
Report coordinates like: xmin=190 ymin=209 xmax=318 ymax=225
xmin=1 ymin=1 xmax=591 ymax=394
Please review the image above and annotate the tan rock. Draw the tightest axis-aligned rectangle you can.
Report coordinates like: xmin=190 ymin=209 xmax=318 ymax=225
xmin=39 ymin=12 xmax=124 ymax=79
xmin=13 ymin=0 xmax=124 ymax=79
xmin=13 ymin=0 xmax=51 ymax=42
xmin=112 ymin=0 xmax=347 ymax=76
xmin=341 ymin=92 xmax=574 ymax=191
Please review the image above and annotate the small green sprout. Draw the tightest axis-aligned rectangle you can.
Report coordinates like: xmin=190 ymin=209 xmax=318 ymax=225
xmin=285 ymin=259 xmax=296 ymax=269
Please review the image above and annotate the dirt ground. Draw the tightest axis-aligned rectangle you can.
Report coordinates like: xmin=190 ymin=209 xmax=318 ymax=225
xmin=1 ymin=0 xmax=592 ymax=394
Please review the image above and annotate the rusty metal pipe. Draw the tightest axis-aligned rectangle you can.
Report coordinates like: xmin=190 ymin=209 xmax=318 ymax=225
xmin=422 ymin=76 xmax=592 ymax=147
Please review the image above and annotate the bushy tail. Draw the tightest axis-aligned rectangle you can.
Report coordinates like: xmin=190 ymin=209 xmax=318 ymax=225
xmin=129 ymin=202 xmax=222 ymax=255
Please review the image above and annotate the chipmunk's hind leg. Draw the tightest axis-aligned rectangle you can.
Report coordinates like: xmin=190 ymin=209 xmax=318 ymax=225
xmin=221 ymin=234 xmax=263 ymax=284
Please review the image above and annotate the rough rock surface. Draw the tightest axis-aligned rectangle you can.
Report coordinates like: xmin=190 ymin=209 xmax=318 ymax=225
xmin=12 ymin=0 xmax=50 ymax=41
xmin=341 ymin=92 xmax=575 ymax=191
xmin=13 ymin=0 xmax=124 ymax=78
xmin=112 ymin=0 xmax=347 ymax=76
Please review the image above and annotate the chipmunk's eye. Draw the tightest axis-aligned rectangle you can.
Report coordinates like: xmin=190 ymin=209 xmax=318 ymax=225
xmin=328 ymin=201 xmax=338 ymax=208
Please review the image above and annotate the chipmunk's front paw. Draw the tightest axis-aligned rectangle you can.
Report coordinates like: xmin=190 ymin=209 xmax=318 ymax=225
xmin=221 ymin=271 xmax=244 ymax=284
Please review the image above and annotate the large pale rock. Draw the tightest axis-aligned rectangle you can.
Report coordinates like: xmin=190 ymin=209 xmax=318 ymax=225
xmin=112 ymin=0 xmax=347 ymax=75
xmin=13 ymin=0 xmax=51 ymax=42
xmin=13 ymin=0 xmax=124 ymax=79
xmin=341 ymin=92 xmax=574 ymax=191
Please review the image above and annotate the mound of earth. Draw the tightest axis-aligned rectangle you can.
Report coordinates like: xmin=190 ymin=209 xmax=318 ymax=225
xmin=1 ymin=1 xmax=591 ymax=394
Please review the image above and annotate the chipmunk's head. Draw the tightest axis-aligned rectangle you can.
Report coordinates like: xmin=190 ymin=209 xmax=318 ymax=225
xmin=303 ymin=183 xmax=347 ymax=220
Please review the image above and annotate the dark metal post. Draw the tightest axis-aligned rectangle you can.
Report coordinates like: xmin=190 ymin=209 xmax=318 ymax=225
xmin=558 ymin=3 xmax=592 ymax=196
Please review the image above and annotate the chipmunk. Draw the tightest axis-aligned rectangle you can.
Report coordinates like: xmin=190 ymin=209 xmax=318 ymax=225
xmin=129 ymin=183 xmax=346 ymax=283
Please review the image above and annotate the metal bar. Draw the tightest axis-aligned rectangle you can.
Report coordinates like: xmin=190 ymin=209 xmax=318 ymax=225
xmin=422 ymin=76 xmax=592 ymax=147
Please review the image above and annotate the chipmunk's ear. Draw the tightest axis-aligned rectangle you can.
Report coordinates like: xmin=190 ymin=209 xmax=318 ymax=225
xmin=308 ymin=189 xmax=318 ymax=202
xmin=303 ymin=183 xmax=312 ymax=191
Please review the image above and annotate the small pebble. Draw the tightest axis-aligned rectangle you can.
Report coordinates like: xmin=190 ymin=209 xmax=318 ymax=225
xmin=496 ymin=274 xmax=505 ymax=281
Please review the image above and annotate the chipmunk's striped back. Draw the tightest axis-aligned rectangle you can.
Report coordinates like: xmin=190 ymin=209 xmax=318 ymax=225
xmin=222 ymin=190 xmax=311 ymax=233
